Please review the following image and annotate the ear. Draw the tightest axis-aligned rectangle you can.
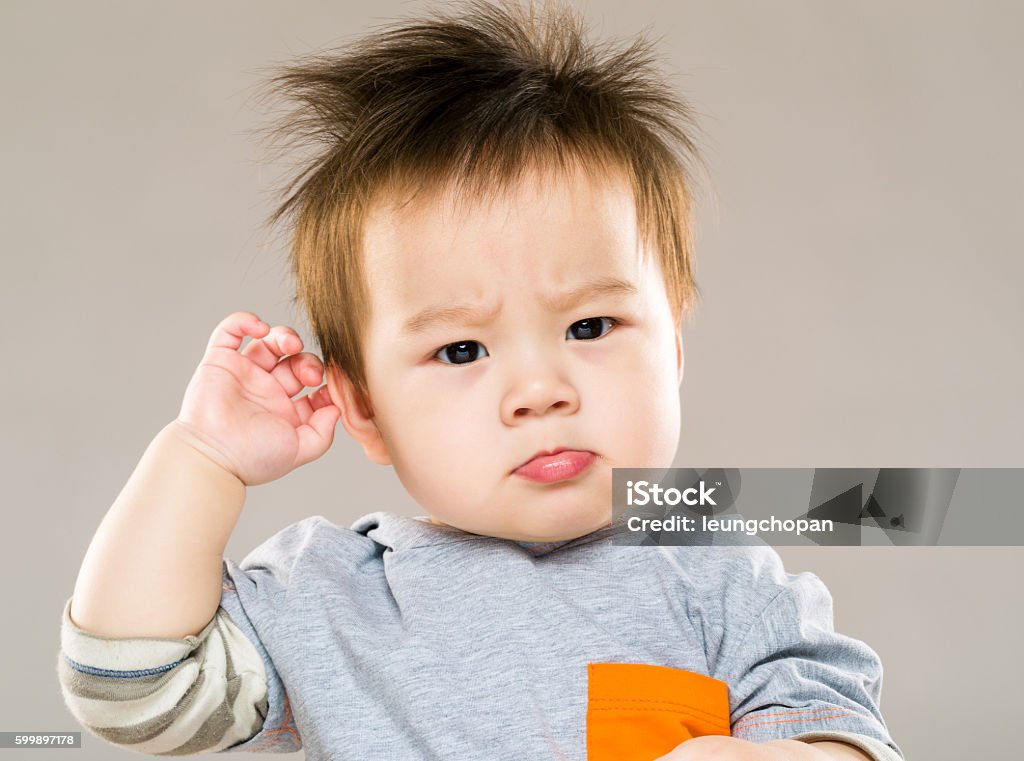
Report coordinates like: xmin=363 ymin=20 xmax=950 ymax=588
xmin=675 ymin=329 xmax=684 ymax=387
xmin=325 ymin=366 xmax=391 ymax=466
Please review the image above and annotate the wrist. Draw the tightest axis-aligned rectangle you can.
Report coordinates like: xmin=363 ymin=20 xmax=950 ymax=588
xmin=163 ymin=419 xmax=247 ymax=487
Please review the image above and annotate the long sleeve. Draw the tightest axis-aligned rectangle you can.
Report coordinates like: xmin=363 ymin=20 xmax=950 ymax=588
xmin=56 ymin=590 xmax=277 ymax=755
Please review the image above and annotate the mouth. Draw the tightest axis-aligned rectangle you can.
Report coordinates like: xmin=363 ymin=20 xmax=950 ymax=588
xmin=512 ymin=448 xmax=597 ymax=484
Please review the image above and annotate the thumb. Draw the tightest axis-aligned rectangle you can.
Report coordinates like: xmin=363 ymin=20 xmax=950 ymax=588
xmin=295 ymin=404 xmax=342 ymax=465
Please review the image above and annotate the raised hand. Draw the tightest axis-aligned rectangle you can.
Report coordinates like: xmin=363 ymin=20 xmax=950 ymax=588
xmin=171 ymin=311 xmax=342 ymax=485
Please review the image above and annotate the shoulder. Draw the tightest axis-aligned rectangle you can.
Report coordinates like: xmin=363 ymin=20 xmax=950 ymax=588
xmin=234 ymin=515 xmax=378 ymax=580
xmin=238 ymin=515 xmax=329 ymax=567
xmin=656 ymin=543 xmax=831 ymax=628
xmin=656 ymin=543 xmax=792 ymax=592
xmin=224 ymin=514 xmax=384 ymax=619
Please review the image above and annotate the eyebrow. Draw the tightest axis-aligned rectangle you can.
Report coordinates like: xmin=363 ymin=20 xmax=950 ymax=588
xmin=403 ymin=276 xmax=639 ymax=334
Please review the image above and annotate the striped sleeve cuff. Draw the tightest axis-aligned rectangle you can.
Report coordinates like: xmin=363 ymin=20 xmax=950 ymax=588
xmin=791 ymin=730 xmax=904 ymax=761
xmin=56 ymin=598 xmax=270 ymax=755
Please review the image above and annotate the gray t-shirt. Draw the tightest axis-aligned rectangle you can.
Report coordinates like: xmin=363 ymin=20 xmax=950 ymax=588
xmin=58 ymin=512 xmax=903 ymax=760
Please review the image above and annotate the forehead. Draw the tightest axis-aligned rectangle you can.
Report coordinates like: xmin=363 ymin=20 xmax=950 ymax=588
xmin=360 ymin=164 xmax=647 ymax=316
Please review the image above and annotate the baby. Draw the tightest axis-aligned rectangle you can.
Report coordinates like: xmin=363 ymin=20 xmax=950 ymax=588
xmin=57 ymin=1 xmax=902 ymax=759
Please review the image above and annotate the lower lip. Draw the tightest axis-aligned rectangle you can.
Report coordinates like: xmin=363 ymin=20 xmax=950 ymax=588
xmin=513 ymin=451 xmax=596 ymax=483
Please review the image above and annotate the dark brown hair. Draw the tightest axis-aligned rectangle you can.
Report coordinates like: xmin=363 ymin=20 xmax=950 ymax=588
xmin=255 ymin=0 xmax=705 ymax=404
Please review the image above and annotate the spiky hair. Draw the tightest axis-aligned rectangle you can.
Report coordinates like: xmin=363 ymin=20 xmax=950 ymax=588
xmin=254 ymin=0 xmax=705 ymax=402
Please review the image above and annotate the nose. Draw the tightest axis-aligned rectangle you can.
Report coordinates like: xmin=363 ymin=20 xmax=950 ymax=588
xmin=500 ymin=361 xmax=581 ymax=424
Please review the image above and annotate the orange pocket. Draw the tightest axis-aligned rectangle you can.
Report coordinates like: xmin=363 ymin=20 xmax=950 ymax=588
xmin=586 ymin=663 xmax=731 ymax=761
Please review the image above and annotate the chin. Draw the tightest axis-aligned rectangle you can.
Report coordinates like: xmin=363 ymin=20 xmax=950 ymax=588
xmin=514 ymin=504 xmax=611 ymax=543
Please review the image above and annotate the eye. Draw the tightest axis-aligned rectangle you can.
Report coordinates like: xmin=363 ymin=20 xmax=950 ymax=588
xmin=433 ymin=340 xmax=490 ymax=366
xmin=566 ymin=316 xmax=618 ymax=341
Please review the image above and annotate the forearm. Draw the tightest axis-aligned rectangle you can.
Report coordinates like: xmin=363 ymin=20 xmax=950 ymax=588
xmin=767 ymin=739 xmax=873 ymax=760
xmin=806 ymin=742 xmax=874 ymax=760
xmin=70 ymin=420 xmax=245 ymax=639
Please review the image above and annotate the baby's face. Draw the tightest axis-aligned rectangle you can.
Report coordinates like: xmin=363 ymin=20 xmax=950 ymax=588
xmin=339 ymin=164 xmax=683 ymax=541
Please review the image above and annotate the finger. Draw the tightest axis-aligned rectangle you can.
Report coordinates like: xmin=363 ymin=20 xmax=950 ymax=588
xmin=205 ymin=312 xmax=268 ymax=356
xmin=240 ymin=325 xmax=304 ymax=372
xmin=266 ymin=352 xmax=324 ymax=399
xmin=293 ymin=394 xmax=314 ymax=426
xmin=309 ymin=384 xmax=334 ymax=410
xmin=293 ymin=385 xmax=333 ymax=426
xmin=295 ymin=404 xmax=342 ymax=466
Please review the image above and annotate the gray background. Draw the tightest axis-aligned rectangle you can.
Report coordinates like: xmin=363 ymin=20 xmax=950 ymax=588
xmin=2 ymin=1 xmax=1021 ymax=758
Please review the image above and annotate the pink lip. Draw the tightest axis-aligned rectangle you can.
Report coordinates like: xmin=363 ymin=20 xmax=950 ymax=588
xmin=513 ymin=449 xmax=596 ymax=483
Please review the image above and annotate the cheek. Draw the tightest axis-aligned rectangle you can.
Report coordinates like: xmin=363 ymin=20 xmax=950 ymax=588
xmin=600 ymin=340 xmax=681 ymax=460
xmin=376 ymin=385 xmax=487 ymax=472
